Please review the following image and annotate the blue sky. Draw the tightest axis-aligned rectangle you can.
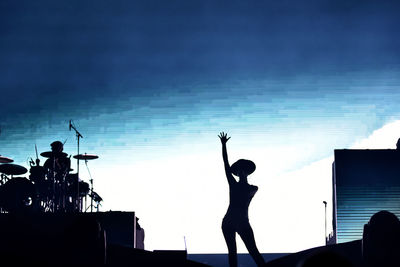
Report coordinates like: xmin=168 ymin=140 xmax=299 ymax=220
xmin=1 ymin=0 xmax=400 ymax=253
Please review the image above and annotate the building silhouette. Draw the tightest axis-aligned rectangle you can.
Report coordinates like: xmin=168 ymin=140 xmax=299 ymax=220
xmin=332 ymin=149 xmax=400 ymax=243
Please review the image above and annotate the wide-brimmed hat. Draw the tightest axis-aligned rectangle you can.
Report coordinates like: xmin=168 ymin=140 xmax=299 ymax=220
xmin=230 ymin=159 xmax=256 ymax=176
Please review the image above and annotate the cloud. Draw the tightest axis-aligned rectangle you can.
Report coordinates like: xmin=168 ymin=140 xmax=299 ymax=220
xmin=253 ymin=120 xmax=400 ymax=252
xmin=350 ymin=120 xmax=400 ymax=149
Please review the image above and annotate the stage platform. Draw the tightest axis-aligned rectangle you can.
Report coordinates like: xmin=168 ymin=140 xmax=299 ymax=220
xmin=0 ymin=211 xmax=208 ymax=266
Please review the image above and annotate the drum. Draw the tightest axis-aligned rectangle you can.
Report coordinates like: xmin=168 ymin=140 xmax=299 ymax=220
xmin=35 ymin=179 xmax=54 ymax=200
xmin=0 ymin=177 xmax=37 ymax=213
xmin=66 ymin=173 xmax=79 ymax=184
xmin=78 ymin=181 xmax=90 ymax=197
xmin=91 ymin=191 xmax=103 ymax=203
xmin=67 ymin=175 xmax=90 ymax=198
xmin=29 ymin=166 xmax=46 ymax=183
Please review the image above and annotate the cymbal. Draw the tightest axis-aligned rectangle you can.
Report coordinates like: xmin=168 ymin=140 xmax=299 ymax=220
xmin=40 ymin=151 xmax=68 ymax=158
xmin=0 ymin=163 xmax=28 ymax=175
xmin=73 ymin=154 xmax=99 ymax=160
xmin=0 ymin=155 xmax=14 ymax=163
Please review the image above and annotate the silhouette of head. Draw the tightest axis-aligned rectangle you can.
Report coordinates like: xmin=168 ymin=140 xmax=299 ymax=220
xmin=362 ymin=210 xmax=400 ymax=267
xmin=230 ymin=159 xmax=256 ymax=177
xmin=369 ymin=210 xmax=400 ymax=227
xmin=51 ymin=141 xmax=64 ymax=153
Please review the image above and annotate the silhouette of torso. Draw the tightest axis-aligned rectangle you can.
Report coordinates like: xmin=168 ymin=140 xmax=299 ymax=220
xmin=44 ymin=156 xmax=70 ymax=181
xmin=225 ymin=181 xmax=258 ymax=222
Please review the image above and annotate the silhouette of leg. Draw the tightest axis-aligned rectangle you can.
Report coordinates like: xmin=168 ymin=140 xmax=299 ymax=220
xmin=238 ymin=222 xmax=265 ymax=267
xmin=222 ymin=219 xmax=237 ymax=267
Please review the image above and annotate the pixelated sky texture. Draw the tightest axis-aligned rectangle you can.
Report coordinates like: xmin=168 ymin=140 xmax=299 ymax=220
xmin=1 ymin=0 xmax=400 ymax=253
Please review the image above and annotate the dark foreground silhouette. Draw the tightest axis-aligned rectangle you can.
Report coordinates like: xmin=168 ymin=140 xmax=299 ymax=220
xmin=219 ymin=132 xmax=265 ymax=267
xmin=0 ymin=212 xmax=209 ymax=267
xmin=266 ymin=210 xmax=400 ymax=267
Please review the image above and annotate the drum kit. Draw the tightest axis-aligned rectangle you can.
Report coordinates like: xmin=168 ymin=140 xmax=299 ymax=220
xmin=0 ymin=150 xmax=103 ymax=214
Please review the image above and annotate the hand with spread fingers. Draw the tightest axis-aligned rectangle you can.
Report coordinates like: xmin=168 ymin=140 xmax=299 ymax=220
xmin=218 ymin=132 xmax=231 ymax=144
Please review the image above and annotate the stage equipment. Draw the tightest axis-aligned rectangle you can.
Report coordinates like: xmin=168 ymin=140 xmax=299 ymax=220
xmin=0 ymin=177 xmax=36 ymax=213
xmin=73 ymin=153 xmax=100 ymax=212
xmin=40 ymin=151 xmax=68 ymax=158
xmin=0 ymin=138 xmax=103 ymax=215
xmin=0 ymin=212 xmax=114 ymax=266
xmin=0 ymin=155 xmax=13 ymax=163
xmin=66 ymin=174 xmax=90 ymax=197
xmin=73 ymin=154 xmax=99 ymax=160
xmin=90 ymin=191 xmax=103 ymax=212
xmin=0 ymin=164 xmax=29 ymax=197
xmin=69 ymin=120 xmax=83 ymax=212
xmin=42 ymin=147 xmax=71 ymax=212
xmin=0 ymin=163 xmax=28 ymax=176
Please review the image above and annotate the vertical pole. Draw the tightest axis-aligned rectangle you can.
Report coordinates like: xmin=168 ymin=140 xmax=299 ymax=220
xmin=323 ymin=201 xmax=327 ymax=244
xmin=90 ymin=178 xmax=93 ymax=212
xmin=70 ymin=120 xmax=83 ymax=213
xmin=76 ymin=134 xmax=80 ymax=212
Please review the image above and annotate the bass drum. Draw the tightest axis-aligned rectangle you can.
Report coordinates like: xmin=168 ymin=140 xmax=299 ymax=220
xmin=0 ymin=177 xmax=37 ymax=213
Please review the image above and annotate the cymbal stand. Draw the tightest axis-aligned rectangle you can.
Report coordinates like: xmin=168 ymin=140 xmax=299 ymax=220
xmin=69 ymin=120 xmax=83 ymax=212
xmin=95 ymin=201 xmax=102 ymax=212
xmin=60 ymin=163 xmax=70 ymax=212
xmin=0 ymin=173 xmax=5 ymax=213
xmin=85 ymin=194 xmax=102 ymax=212
xmin=0 ymin=173 xmax=10 ymax=213
xmin=84 ymin=157 xmax=95 ymax=212
xmin=52 ymin=157 xmax=56 ymax=212
xmin=0 ymin=173 xmax=9 ymax=185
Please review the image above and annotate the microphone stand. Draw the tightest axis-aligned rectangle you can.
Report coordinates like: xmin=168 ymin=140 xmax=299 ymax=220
xmin=69 ymin=120 xmax=83 ymax=212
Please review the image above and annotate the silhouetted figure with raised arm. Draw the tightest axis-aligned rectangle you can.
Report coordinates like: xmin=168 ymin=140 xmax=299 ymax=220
xmin=219 ymin=132 xmax=265 ymax=267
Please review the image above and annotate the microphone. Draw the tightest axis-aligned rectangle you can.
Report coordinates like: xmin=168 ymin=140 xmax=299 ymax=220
xmin=69 ymin=120 xmax=83 ymax=138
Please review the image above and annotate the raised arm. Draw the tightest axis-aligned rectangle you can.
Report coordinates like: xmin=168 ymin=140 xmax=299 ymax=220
xmin=218 ymin=132 xmax=236 ymax=185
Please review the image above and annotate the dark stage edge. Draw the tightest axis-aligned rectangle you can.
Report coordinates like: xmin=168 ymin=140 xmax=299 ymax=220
xmin=188 ymin=242 xmax=361 ymax=267
xmin=107 ymin=246 xmax=210 ymax=267
xmin=188 ymin=253 xmax=290 ymax=267
xmin=0 ymin=212 xmax=209 ymax=267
